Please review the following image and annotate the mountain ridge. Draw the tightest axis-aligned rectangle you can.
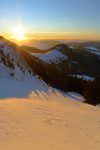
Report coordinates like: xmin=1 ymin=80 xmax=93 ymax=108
xmin=0 ymin=36 xmax=100 ymax=105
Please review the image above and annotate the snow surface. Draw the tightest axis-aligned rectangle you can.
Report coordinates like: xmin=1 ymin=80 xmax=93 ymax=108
xmin=73 ymin=61 xmax=79 ymax=64
xmin=31 ymin=50 xmax=68 ymax=64
xmin=0 ymin=39 xmax=32 ymax=80
xmin=0 ymin=91 xmax=99 ymax=150
xmin=88 ymin=50 xmax=100 ymax=56
xmin=0 ymin=76 xmax=85 ymax=103
xmin=67 ymin=92 xmax=84 ymax=102
xmin=0 ymin=76 xmax=49 ymax=99
xmin=85 ymin=46 xmax=100 ymax=56
xmin=72 ymin=75 xmax=95 ymax=81
xmin=85 ymin=46 xmax=99 ymax=51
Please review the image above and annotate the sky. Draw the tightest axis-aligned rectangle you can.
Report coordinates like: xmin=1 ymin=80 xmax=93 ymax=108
xmin=0 ymin=0 xmax=100 ymax=41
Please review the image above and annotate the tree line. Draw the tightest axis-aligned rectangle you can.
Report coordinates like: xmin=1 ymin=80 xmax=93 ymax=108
xmin=20 ymin=49 xmax=100 ymax=106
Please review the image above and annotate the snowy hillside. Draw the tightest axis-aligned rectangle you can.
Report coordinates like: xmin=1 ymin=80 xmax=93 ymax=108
xmin=0 ymin=76 xmax=49 ymax=99
xmin=0 ymin=37 xmax=50 ymax=93
xmin=72 ymin=75 xmax=95 ymax=81
xmin=31 ymin=50 xmax=68 ymax=64
xmin=0 ymin=92 xmax=99 ymax=150
xmin=0 ymin=38 xmax=41 ymax=80
xmin=85 ymin=46 xmax=100 ymax=56
xmin=0 ymin=37 xmax=33 ymax=80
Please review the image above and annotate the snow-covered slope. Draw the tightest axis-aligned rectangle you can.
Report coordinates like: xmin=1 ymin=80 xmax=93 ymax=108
xmin=85 ymin=46 xmax=99 ymax=51
xmin=0 ymin=76 xmax=48 ymax=99
xmin=72 ymin=75 xmax=95 ymax=81
xmin=85 ymin=46 xmax=100 ymax=56
xmin=0 ymin=92 xmax=99 ymax=150
xmin=0 ymin=37 xmax=49 ymax=92
xmin=0 ymin=75 xmax=84 ymax=101
xmin=31 ymin=49 xmax=68 ymax=64
xmin=0 ymin=38 xmax=32 ymax=80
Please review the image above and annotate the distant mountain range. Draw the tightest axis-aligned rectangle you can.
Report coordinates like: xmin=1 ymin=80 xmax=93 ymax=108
xmin=20 ymin=42 xmax=100 ymax=78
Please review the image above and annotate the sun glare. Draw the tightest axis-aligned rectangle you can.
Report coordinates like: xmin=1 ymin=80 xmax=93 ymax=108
xmin=6 ymin=21 xmax=29 ymax=43
xmin=12 ymin=27 xmax=25 ymax=40
xmin=11 ymin=25 xmax=26 ymax=41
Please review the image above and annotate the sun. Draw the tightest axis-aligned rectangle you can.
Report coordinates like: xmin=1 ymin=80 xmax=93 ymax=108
xmin=11 ymin=25 xmax=26 ymax=41
xmin=8 ymin=21 xmax=28 ymax=42
xmin=12 ymin=27 xmax=25 ymax=40
xmin=5 ymin=21 xmax=33 ymax=43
